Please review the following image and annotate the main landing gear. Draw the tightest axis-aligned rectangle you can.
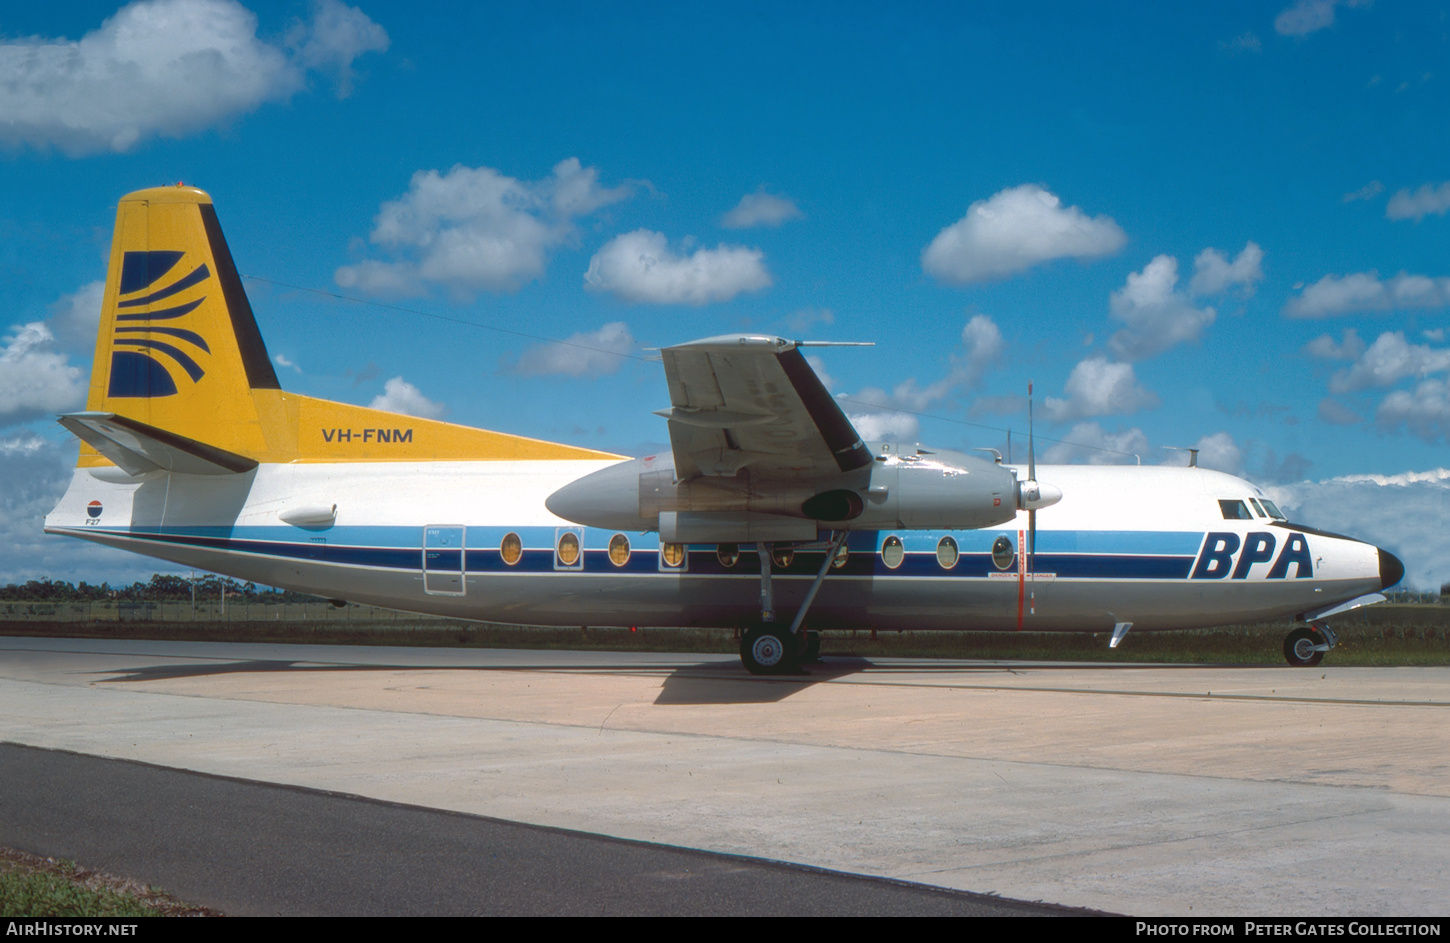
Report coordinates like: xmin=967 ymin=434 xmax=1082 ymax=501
xmin=739 ymin=533 xmax=844 ymax=675
xmin=1283 ymin=621 xmax=1337 ymax=668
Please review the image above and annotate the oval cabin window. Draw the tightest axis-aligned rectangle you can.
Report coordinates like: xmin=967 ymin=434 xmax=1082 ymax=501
xmin=936 ymin=536 xmax=959 ymax=569
xmin=661 ymin=543 xmax=686 ymax=568
xmin=500 ymin=532 xmax=522 ymax=566
xmin=608 ymin=533 xmax=630 ymax=567
xmin=881 ymin=535 xmax=904 ymax=569
xmin=557 ymin=531 xmax=580 ymax=567
xmin=992 ymin=535 xmax=1014 ymax=571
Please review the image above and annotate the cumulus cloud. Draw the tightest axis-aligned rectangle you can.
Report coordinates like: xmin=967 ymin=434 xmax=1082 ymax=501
xmin=836 ymin=314 xmax=1007 ymax=440
xmin=1043 ymin=356 xmax=1158 ymax=422
xmin=584 ymin=230 xmax=771 ymax=305
xmin=1304 ymin=329 xmax=1366 ymax=361
xmin=1376 ymin=380 xmax=1450 ymax=444
xmin=1284 ymin=271 xmax=1450 ymax=318
xmin=1386 ymin=182 xmax=1450 ymax=222
xmin=45 ymin=280 xmax=105 ymax=349
xmin=1107 ymin=255 xmax=1217 ymax=360
xmin=368 ymin=376 xmax=445 ymax=419
xmin=1266 ymin=469 xmax=1450 ymax=590
xmin=1274 ymin=0 xmax=1368 ymax=36
xmin=1327 ymin=332 xmax=1450 ymax=393
xmin=1041 ymin=422 xmax=1150 ymax=465
xmin=1318 ymin=398 xmax=1363 ymax=425
xmin=785 ymin=307 xmax=834 ymax=335
xmin=1185 ymin=432 xmax=1244 ymax=475
xmin=0 ymin=323 xmax=86 ymax=427
xmin=0 ymin=0 xmax=387 ymax=155
xmin=337 ymin=159 xmax=637 ymax=300
xmin=721 ymin=188 xmax=803 ymax=229
xmin=1189 ymin=242 xmax=1264 ymax=297
xmin=286 ymin=0 xmax=389 ymax=97
xmin=508 ymin=322 xmax=634 ymax=377
xmin=921 ymin=184 xmax=1126 ymax=285
xmin=1047 ymin=383 xmax=1127 ymax=431
xmin=1343 ymin=180 xmax=1384 ymax=203
xmin=1218 ymin=31 xmax=1262 ymax=55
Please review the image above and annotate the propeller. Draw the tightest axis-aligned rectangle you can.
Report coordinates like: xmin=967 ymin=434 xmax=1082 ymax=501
xmin=1016 ymin=382 xmax=1063 ymax=592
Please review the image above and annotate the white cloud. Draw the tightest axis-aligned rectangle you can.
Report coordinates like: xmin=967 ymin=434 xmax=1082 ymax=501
xmin=784 ymin=307 xmax=834 ymax=335
xmin=509 ymin=322 xmax=634 ymax=377
xmin=0 ymin=0 xmax=386 ymax=155
xmin=273 ymin=354 xmax=303 ymax=373
xmin=1318 ymin=398 xmax=1362 ymax=425
xmin=1328 ymin=332 xmax=1450 ymax=393
xmin=1304 ymin=329 xmax=1365 ymax=361
xmin=836 ymin=314 xmax=1006 ymax=439
xmin=337 ymin=159 xmax=637 ymax=300
xmin=1218 ymin=31 xmax=1262 ymax=54
xmin=1042 ymin=422 xmax=1150 ymax=465
xmin=1284 ymin=271 xmax=1450 ymax=318
xmin=1343 ymin=180 xmax=1384 ymax=203
xmin=1376 ymin=379 xmax=1450 ymax=444
xmin=0 ymin=323 xmax=86 ymax=427
xmin=1386 ymin=181 xmax=1450 ymax=222
xmin=368 ymin=376 xmax=446 ymax=419
xmin=1189 ymin=432 xmax=1244 ymax=475
xmin=721 ymin=188 xmax=803 ymax=229
xmin=45 ymin=280 xmax=105 ymax=350
xmin=1189 ymin=242 xmax=1264 ymax=297
xmin=1044 ymin=356 xmax=1158 ymax=422
xmin=584 ymin=230 xmax=771 ymax=305
xmin=286 ymin=0 xmax=389 ymax=98
xmin=1274 ymin=0 xmax=1370 ymax=36
xmin=1107 ymin=255 xmax=1217 ymax=361
xmin=1266 ymin=470 xmax=1450 ymax=590
xmin=805 ymin=355 xmax=835 ymax=393
xmin=921 ymin=184 xmax=1126 ymax=285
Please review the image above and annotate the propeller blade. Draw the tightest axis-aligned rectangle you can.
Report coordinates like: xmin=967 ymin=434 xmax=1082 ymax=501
xmin=1027 ymin=381 xmax=1035 ymax=484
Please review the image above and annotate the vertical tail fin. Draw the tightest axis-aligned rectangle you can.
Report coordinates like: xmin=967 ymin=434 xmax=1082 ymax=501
xmin=85 ymin=185 xmax=279 ymax=456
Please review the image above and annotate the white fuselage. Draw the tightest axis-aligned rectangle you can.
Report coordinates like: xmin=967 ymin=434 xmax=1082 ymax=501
xmin=46 ymin=458 xmax=1387 ymax=633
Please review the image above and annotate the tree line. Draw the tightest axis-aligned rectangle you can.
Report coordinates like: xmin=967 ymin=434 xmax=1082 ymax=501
xmin=0 ymin=574 xmax=319 ymax=603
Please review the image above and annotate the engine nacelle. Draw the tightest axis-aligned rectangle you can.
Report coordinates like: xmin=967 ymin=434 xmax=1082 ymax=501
xmin=544 ymin=442 xmax=1021 ymax=540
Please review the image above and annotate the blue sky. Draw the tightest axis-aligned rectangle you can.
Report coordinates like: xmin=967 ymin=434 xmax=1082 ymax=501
xmin=2 ymin=0 xmax=1449 ymax=587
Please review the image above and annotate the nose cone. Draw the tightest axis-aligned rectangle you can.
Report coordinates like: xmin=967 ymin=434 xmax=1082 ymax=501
xmin=1378 ymin=547 xmax=1405 ymax=590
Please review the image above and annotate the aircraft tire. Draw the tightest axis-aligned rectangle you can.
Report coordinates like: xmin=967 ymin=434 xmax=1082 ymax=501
xmin=741 ymin=624 xmax=797 ymax=675
xmin=1283 ymin=626 xmax=1325 ymax=668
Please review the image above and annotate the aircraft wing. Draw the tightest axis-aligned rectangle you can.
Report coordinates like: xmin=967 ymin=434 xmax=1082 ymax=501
xmin=59 ymin=411 xmax=258 ymax=477
xmin=657 ymin=335 xmax=873 ymax=480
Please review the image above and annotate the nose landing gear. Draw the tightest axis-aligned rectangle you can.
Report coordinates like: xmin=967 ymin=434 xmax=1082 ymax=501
xmin=1283 ymin=621 xmax=1337 ymax=667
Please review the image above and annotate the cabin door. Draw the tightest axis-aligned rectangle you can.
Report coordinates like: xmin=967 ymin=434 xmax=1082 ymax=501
xmin=423 ymin=525 xmax=466 ymax=595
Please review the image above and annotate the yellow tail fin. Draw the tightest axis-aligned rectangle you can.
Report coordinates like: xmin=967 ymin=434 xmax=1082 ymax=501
xmin=78 ymin=185 xmax=618 ymax=467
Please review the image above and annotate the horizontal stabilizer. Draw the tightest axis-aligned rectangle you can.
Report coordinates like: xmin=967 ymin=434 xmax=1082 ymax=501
xmin=58 ymin=411 xmax=258 ymax=477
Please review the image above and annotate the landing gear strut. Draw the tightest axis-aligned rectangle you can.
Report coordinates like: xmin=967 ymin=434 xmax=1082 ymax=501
xmin=1283 ymin=621 xmax=1337 ymax=668
xmin=739 ymin=532 xmax=846 ymax=675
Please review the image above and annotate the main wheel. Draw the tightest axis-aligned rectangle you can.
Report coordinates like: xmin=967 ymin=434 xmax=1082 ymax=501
xmin=1283 ymin=626 xmax=1325 ymax=667
xmin=741 ymin=624 xmax=797 ymax=675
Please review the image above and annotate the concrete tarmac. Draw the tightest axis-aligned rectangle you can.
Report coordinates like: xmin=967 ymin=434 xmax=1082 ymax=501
xmin=1 ymin=636 xmax=1447 ymax=916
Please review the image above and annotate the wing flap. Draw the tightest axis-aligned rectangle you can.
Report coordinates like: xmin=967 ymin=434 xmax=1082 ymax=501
xmin=59 ymin=411 xmax=259 ymax=476
xmin=659 ymin=336 xmax=871 ymax=480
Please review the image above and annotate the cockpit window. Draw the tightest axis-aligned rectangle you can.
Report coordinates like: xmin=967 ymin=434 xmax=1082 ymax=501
xmin=1260 ymin=499 xmax=1286 ymax=520
xmin=1248 ymin=498 xmax=1267 ymax=517
xmin=1218 ymin=499 xmax=1254 ymax=520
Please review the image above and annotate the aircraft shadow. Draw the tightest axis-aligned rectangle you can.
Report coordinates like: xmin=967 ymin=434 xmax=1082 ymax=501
xmin=653 ymin=657 xmax=875 ymax=705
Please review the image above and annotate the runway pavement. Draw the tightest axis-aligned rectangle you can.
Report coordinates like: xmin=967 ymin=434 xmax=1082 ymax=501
xmin=1 ymin=636 xmax=1447 ymax=916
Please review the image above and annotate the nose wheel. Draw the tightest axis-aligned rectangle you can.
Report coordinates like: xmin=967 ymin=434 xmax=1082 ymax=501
xmin=1283 ymin=622 xmax=1335 ymax=667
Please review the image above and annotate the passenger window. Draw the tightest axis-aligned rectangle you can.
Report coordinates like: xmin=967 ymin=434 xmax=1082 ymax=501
xmin=608 ymin=533 xmax=630 ymax=567
xmin=881 ymin=535 xmax=904 ymax=569
xmin=936 ymin=536 xmax=959 ymax=569
xmin=992 ymin=535 xmax=1014 ymax=570
xmin=500 ymin=532 xmax=522 ymax=566
xmin=717 ymin=543 xmax=739 ymax=567
xmin=1218 ymin=500 xmax=1253 ymax=520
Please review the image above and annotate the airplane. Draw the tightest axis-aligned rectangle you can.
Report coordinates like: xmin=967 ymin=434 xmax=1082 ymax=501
xmin=44 ymin=185 xmax=1404 ymax=674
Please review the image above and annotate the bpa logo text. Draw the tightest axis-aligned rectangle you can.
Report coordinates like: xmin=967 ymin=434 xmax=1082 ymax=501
xmin=1192 ymin=531 xmax=1313 ymax=580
